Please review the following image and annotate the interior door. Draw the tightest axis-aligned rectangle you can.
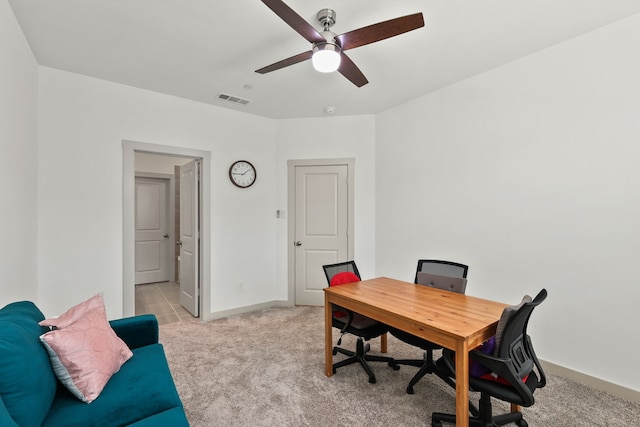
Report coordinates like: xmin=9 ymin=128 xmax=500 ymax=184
xmin=179 ymin=159 xmax=200 ymax=317
xmin=135 ymin=177 xmax=169 ymax=284
xmin=294 ymin=164 xmax=349 ymax=305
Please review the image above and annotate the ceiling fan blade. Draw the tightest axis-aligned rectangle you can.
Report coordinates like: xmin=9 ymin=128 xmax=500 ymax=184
xmin=255 ymin=51 xmax=313 ymax=74
xmin=261 ymin=0 xmax=325 ymax=44
xmin=338 ymin=52 xmax=368 ymax=87
xmin=335 ymin=13 xmax=424 ymax=51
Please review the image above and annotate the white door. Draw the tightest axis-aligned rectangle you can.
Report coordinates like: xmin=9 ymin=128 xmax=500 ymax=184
xmin=135 ymin=177 xmax=170 ymax=284
xmin=294 ymin=164 xmax=350 ymax=305
xmin=179 ymin=160 xmax=200 ymax=317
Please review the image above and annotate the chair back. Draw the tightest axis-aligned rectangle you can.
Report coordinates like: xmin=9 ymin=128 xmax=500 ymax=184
xmin=414 ymin=259 xmax=468 ymax=283
xmin=322 ymin=261 xmax=361 ymax=286
xmin=495 ymin=289 xmax=547 ymax=381
xmin=416 ymin=272 xmax=467 ymax=294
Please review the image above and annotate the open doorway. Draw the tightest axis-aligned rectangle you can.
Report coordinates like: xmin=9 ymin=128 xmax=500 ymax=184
xmin=134 ymin=154 xmax=193 ymax=324
xmin=123 ymin=140 xmax=211 ymax=321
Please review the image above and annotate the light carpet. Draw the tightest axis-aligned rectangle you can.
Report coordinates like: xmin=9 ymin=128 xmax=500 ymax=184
xmin=159 ymin=306 xmax=639 ymax=426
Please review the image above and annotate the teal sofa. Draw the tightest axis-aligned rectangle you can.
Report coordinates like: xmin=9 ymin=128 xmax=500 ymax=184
xmin=0 ymin=301 xmax=189 ymax=427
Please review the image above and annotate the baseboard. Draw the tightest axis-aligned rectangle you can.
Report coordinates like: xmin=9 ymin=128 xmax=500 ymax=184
xmin=541 ymin=359 xmax=640 ymax=403
xmin=201 ymin=300 xmax=293 ymax=322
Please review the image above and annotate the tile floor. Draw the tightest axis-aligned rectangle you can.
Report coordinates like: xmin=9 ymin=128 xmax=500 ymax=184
xmin=135 ymin=281 xmax=194 ymax=325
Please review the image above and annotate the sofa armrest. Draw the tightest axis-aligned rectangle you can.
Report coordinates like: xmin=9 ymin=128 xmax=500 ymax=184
xmin=109 ymin=314 xmax=159 ymax=349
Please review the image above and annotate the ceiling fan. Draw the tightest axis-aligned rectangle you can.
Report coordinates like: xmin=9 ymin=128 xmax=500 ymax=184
xmin=255 ymin=0 xmax=425 ymax=87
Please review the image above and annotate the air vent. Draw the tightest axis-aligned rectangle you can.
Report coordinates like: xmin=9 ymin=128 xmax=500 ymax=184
xmin=217 ymin=93 xmax=251 ymax=105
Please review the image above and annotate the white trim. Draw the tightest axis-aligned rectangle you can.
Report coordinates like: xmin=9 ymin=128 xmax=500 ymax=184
xmin=206 ymin=300 xmax=293 ymax=321
xmin=123 ymin=140 xmax=211 ymax=321
xmin=541 ymin=360 xmax=640 ymax=403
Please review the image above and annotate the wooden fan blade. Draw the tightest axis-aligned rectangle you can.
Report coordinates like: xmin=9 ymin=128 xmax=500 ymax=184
xmin=338 ymin=52 xmax=368 ymax=87
xmin=255 ymin=51 xmax=313 ymax=74
xmin=261 ymin=0 xmax=325 ymax=44
xmin=335 ymin=13 xmax=424 ymax=51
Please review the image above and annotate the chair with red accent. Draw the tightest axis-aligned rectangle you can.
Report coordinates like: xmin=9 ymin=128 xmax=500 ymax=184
xmin=322 ymin=261 xmax=397 ymax=384
xmin=431 ymin=289 xmax=548 ymax=427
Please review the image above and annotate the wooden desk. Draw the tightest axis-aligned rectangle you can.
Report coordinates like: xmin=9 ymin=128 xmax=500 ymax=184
xmin=324 ymin=277 xmax=507 ymax=427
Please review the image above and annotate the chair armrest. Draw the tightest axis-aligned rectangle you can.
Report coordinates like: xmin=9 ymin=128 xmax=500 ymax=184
xmin=331 ymin=304 xmax=354 ymax=334
xmin=110 ymin=314 xmax=159 ymax=349
xmin=524 ymin=335 xmax=546 ymax=387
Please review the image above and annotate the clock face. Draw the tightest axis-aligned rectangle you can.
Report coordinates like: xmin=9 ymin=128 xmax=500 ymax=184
xmin=229 ymin=160 xmax=257 ymax=188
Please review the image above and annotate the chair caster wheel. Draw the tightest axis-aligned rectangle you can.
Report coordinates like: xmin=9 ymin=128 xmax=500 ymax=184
xmin=368 ymin=377 xmax=376 ymax=384
xmin=392 ymin=364 xmax=400 ymax=371
xmin=332 ymin=349 xmax=338 ymax=355
xmin=406 ymin=386 xmax=415 ymax=394
xmin=516 ymin=421 xmax=528 ymax=427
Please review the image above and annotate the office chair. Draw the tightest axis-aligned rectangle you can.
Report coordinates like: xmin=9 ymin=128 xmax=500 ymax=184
xmin=322 ymin=261 xmax=397 ymax=384
xmin=431 ymin=289 xmax=548 ymax=427
xmin=389 ymin=260 xmax=469 ymax=394
xmin=414 ymin=259 xmax=468 ymax=283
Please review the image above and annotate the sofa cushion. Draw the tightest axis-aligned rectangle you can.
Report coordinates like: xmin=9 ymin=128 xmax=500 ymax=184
xmin=0 ymin=395 xmax=19 ymax=427
xmin=42 ymin=343 xmax=184 ymax=427
xmin=125 ymin=407 xmax=189 ymax=427
xmin=39 ymin=294 xmax=133 ymax=403
xmin=0 ymin=301 xmax=58 ymax=427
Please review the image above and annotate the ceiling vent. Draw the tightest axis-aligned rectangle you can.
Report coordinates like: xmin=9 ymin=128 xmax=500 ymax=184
xmin=217 ymin=93 xmax=251 ymax=105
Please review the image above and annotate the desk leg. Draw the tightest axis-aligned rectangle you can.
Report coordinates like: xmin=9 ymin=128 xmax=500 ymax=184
xmin=324 ymin=295 xmax=333 ymax=377
xmin=455 ymin=342 xmax=470 ymax=427
xmin=381 ymin=332 xmax=388 ymax=353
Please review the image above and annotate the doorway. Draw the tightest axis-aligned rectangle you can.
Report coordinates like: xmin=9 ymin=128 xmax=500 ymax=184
xmin=287 ymin=158 xmax=355 ymax=306
xmin=123 ymin=140 xmax=211 ymax=320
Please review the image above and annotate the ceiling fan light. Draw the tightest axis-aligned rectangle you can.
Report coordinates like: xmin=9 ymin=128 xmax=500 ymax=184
xmin=312 ymin=43 xmax=341 ymax=73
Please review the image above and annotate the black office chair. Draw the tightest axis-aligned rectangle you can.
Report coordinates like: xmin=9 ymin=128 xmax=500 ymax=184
xmin=389 ymin=260 xmax=469 ymax=394
xmin=414 ymin=259 xmax=468 ymax=283
xmin=322 ymin=261 xmax=397 ymax=384
xmin=431 ymin=289 xmax=548 ymax=427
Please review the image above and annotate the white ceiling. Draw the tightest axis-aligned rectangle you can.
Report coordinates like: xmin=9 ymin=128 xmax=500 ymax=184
xmin=9 ymin=0 xmax=640 ymax=119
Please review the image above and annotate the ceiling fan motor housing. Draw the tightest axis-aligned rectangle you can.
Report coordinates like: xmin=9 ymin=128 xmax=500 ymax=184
xmin=317 ymin=8 xmax=336 ymax=29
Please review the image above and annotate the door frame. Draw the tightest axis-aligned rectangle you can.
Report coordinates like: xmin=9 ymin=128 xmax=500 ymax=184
xmin=123 ymin=140 xmax=211 ymax=320
xmin=287 ymin=158 xmax=355 ymax=304
xmin=134 ymin=173 xmax=175 ymax=284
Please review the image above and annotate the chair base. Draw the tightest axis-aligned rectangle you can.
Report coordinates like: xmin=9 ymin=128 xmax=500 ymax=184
xmin=431 ymin=393 xmax=528 ymax=427
xmin=391 ymin=351 xmax=458 ymax=396
xmin=391 ymin=351 xmax=439 ymax=394
xmin=333 ymin=337 xmax=396 ymax=384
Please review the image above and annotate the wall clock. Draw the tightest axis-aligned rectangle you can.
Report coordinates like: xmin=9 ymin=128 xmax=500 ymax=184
xmin=228 ymin=160 xmax=257 ymax=188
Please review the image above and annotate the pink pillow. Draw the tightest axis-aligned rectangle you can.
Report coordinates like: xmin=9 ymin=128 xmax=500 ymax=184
xmin=39 ymin=294 xmax=133 ymax=403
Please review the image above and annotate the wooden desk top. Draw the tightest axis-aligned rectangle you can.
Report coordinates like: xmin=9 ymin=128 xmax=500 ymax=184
xmin=324 ymin=276 xmax=508 ymax=349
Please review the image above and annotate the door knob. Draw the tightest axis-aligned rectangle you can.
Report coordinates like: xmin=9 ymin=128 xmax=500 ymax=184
xmin=163 ymin=234 xmax=169 ymax=239
xmin=176 ymin=241 xmax=183 ymax=246
xmin=294 ymin=241 xmax=302 ymax=246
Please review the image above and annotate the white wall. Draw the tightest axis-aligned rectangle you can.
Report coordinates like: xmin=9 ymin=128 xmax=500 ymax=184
xmin=376 ymin=15 xmax=640 ymax=391
xmin=275 ymin=116 xmax=377 ymax=296
xmin=0 ymin=0 xmax=39 ymax=306
xmin=37 ymin=68 xmax=277 ymax=319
